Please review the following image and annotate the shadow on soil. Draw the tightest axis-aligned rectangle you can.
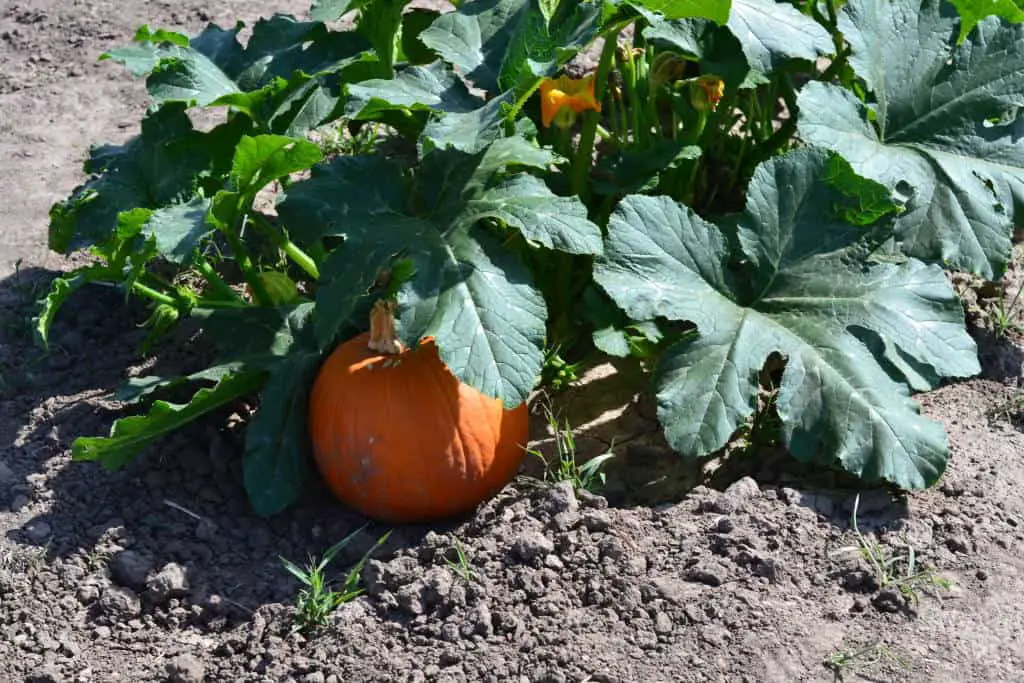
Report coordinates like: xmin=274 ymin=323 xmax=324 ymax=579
xmin=1 ymin=264 xmax=913 ymax=629
xmin=0 ymin=266 xmax=440 ymax=624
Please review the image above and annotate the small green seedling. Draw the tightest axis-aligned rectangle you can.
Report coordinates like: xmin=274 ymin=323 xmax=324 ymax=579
xmin=832 ymin=494 xmax=951 ymax=606
xmin=823 ymin=642 xmax=907 ymax=682
xmin=280 ymin=526 xmax=392 ymax=635
xmin=444 ymin=536 xmax=478 ymax=584
xmin=986 ymin=274 xmax=1024 ymax=339
xmin=527 ymin=406 xmax=615 ymax=493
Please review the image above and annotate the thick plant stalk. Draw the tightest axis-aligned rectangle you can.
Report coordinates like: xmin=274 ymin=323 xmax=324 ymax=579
xmin=223 ymin=217 xmax=273 ymax=307
xmin=195 ymin=256 xmax=244 ymax=303
xmin=251 ymin=213 xmax=321 ymax=281
xmin=571 ymin=35 xmax=619 ymax=199
xmin=367 ymin=300 xmax=404 ymax=355
xmin=129 ymin=281 xmax=177 ymax=307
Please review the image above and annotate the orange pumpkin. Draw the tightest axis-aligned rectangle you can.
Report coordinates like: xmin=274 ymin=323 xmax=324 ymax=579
xmin=308 ymin=300 xmax=530 ymax=523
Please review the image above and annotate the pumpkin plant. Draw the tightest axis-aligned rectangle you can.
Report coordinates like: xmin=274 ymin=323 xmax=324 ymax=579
xmin=36 ymin=0 xmax=1021 ymax=519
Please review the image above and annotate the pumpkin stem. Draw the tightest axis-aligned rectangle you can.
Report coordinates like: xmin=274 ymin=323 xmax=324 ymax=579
xmin=368 ymin=299 xmax=405 ymax=355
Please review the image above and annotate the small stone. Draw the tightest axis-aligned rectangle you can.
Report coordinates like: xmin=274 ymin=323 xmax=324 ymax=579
xmin=580 ymin=510 xmax=612 ymax=532
xmin=59 ymin=637 xmax=80 ymax=657
xmin=110 ymin=550 xmax=153 ymax=590
xmin=542 ymin=481 xmax=579 ymax=515
xmin=36 ymin=631 xmax=59 ymax=651
xmin=576 ymin=489 xmax=608 ymax=509
xmin=511 ymin=531 xmax=554 ymax=562
xmin=166 ymin=653 xmax=205 ymax=683
xmin=440 ymin=622 xmax=460 ymax=642
xmin=301 ymin=673 xmax=326 ymax=683
xmin=420 ymin=567 xmax=453 ymax=609
xmin=779 ymin=487 xmax=802 ymax=505
xmin=648 ymin=577 xmax=697 ymax=605
xmin=945 ymin=536 xmax=970 ymax=553
xmin=707 ymin=477 xmax=761 ymax=514
xmin=976 ymin=569 xmax=989 ymax=581
xmin=77 ymin=584 xmax=101 ymax=605
xmin=23 ymin=520 xmax=51 ymax=544
xmin=25 ymin=666 xmax=62 ymax=683
xmin=544 ymin=554 xmax=564 ymax=570
xmin=146 ymin=563 xmax=190 ymax=604
xmin=653 ymin=612 xmax=673 ymax=635
xmin=92 ymin=626 xmax=111 ymax=640
xmin=715 ymin=517 xmax=735 ymax=533
xmin=468 ymin=603 xmax=493 ymax=637
xmin=685 ymin=560 xmax=729 ymax=587
xmin=396 ymin=584 xmax=425 ymax=616
xmin=99 ymin=586 xmax=141 ymax=618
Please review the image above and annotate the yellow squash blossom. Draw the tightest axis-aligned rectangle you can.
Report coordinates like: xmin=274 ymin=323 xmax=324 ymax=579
xmin=539 ymin=74 xmax=602 ymax=128
xmin=692 ymin=76 xmax=725 ymax=112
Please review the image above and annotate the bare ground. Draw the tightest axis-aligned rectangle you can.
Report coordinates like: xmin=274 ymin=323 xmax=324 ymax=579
xmin=2 ymin=1 xmax=1024 ymax=682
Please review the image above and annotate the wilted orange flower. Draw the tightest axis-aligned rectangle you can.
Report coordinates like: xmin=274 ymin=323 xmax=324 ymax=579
xmin=693 ymin=76 xmax=725 ymax=112
xmin=539 ymin=75 xmax=602 ymax=128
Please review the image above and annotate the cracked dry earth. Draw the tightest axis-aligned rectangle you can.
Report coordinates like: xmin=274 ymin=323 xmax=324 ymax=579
xmin=2 ymin=1 xmax=1024 ymax=681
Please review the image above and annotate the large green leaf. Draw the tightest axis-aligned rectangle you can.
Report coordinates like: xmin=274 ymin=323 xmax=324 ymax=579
xmin=197 ymin=302 xmax=320 ymax=362
xmin=643 ymin=0 xmax=830 ymax=87
xmin=725 ymin=0 xmax=831 ymax=78
xmin=102 ymin=15 xmax=370 ymax=133
xmin=72 ymin=371 xmax=267 ymax=471
xmin=230 ymin=134 xmax=324 ymax=194
xmin=279 ymin=136 xmax=602 ymax=404
xmin=240 ymin=303 xmax=321 ymax=517
xmin=949 ymin=0 xmax=1024 ymax=40
xmin=593 ymin=148 xmax=980 ymax=489
xmin=463 ymin=174 xmax=605 ymax=253
xmin=48 ymin=104 xmax=212 ymax=254
xmin=626 ymin=0 xmax=732 ymax=23
xmin=113 ymin=363 xmax=248 ymax=404
xmin=420 ymin=0 xmax=601 ymax=95
xmin=421 ymin=90 xmax=516 ymax=153
xmin=139 ymin=197 xmax=213 ymax=265
xmin=797 ymin=0 xmax=1024 ymax=279
xmin=347 ymin=62 xmax=483 ymax=121
xmin=35 ymin=265 xmax=112 ymax=346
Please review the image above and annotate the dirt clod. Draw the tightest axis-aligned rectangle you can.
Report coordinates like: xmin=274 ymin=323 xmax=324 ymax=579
xmin=146 ymin=562 xmax=190 ymax=604
xmin=110 ymin=549 xmax=152 ymax=590
xmin=165 ymin=653 xmax=204 ymax=683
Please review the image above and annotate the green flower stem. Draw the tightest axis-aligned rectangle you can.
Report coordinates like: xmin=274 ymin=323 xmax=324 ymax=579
xmin=676 ymin=107 xmax=708 ymax=203
xmin=621 ymin=48 xmax=643 ymax=147
xmin=223 ymin=218 xmax=272 ymax=307
xmin=195 ymin=256 xmax=243 ymax=303
xmin=251 ymin=212 xmax=321 ymax=281
xmin=556 ymin=124 xmax=574 ymax=161
xmin=192 ymin=297 xmax=251 ymax=309
xmin=129 ymin=281 xmax=178 ymax=308
xmin=506 ymin=78 xmax=544 ymax=123
xmin=615 ymin=86 xmax=629 ymax=141
xmin=744 ymin=75 xmax=798 ymax=172
xmin=570 ymin=35 xmax=618 ymax=199
xmin=640 ymin=46 xmax=662 ymax=140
